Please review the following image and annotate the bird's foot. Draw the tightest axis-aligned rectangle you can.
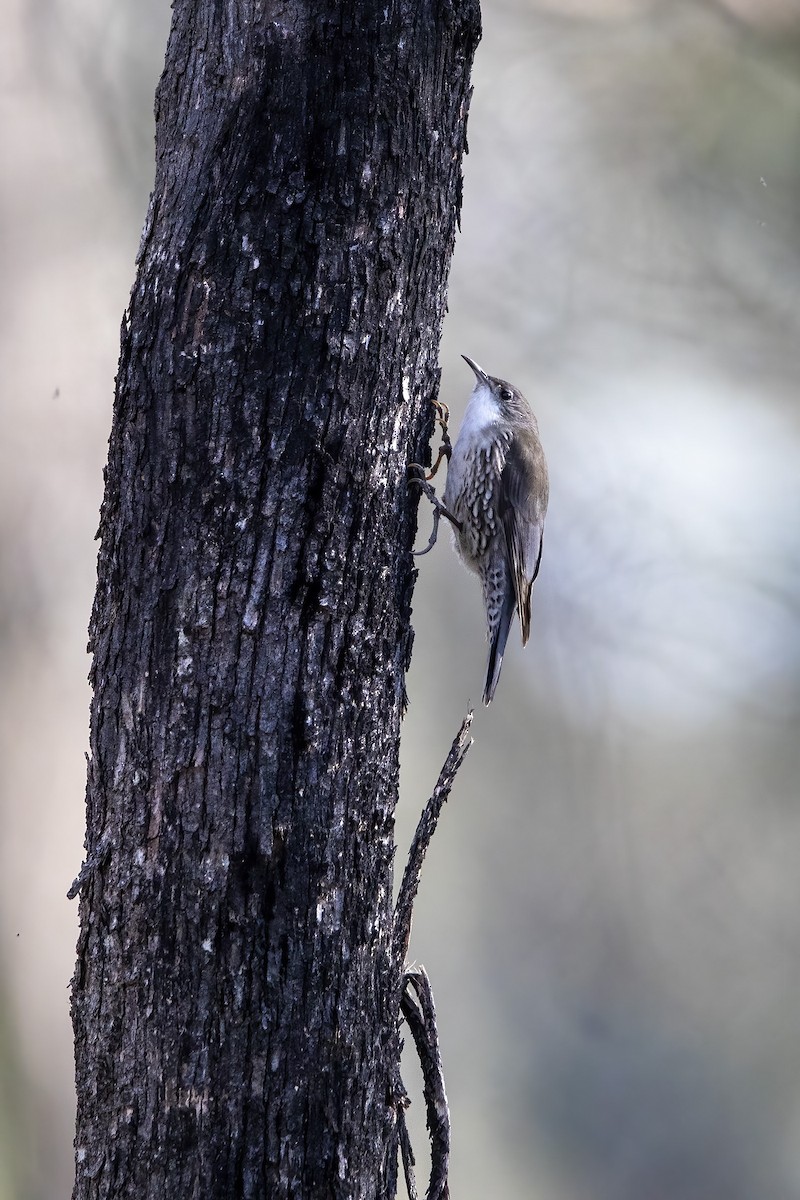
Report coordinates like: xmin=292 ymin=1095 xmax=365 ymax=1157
xmin=408 ymin=464 xmax=462 ymax=556
xmin=426 ymin=400 xmax=452 ymax=480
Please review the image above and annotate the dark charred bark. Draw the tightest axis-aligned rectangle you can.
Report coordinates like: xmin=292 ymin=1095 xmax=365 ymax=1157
xmin=71 ymin=2 xmax=480 ymax=1198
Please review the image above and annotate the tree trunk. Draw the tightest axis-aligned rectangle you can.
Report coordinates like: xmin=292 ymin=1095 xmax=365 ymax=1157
xmin=71 ymin=2 xmax=480 ymax=1198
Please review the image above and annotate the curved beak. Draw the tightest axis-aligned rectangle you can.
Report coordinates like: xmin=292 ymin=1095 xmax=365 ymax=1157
xmin=462 ymin=355 xmax=490 ymax=386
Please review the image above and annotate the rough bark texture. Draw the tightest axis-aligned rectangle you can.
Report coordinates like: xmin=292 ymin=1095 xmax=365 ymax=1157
xmin=71 ymin=2 xmax=480 ymax=1198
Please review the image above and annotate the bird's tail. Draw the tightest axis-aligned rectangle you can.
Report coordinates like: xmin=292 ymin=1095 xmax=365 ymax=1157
xmin=483 ymin=581 xmax=516 ymax=706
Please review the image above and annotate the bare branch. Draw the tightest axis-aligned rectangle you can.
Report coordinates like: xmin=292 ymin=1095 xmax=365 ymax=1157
xmin=67 ymin=835 xmax=112 ymax=900
xmin=401 ymin=967 xmax=451 ymax=1200
xmin=393 ymin=710 xmax=473 ymax=970
xmin=398 ymin=1100 xmax=419 ymax=1200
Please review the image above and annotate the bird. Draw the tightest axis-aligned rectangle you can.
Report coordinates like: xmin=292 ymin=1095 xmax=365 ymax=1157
xmin=442 ymin=355 xmax=549 ymax=705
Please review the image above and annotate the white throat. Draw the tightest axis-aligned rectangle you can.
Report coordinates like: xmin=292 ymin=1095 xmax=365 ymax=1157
xmin=460 ymin=381 xmax=501 ymax=439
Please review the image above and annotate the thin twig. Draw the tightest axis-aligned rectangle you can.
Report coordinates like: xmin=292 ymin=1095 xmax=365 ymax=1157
xmin=397 ymin=1098 xmax=419 ymax=1200
xmin=393 ymin=710 xmax=473 ymax=971
xmin=67 ymin=836 xmax=112 ymax=900
xmin=401 ymin=967 xmax=451 ymax=1200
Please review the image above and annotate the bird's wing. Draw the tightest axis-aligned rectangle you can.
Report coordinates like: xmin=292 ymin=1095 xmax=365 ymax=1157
xmin=499 ymin=432 xmax=548 ymax=645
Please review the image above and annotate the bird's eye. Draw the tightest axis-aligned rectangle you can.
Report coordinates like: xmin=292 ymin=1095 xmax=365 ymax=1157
xmin=499 ymin=387 xmax=512 ymax=402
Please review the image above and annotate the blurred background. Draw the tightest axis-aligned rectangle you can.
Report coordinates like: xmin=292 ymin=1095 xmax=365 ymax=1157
xmin=2 ymin=0 xmax=800 ymax=1196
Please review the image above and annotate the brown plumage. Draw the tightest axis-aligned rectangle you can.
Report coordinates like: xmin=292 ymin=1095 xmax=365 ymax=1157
xmin=443 ymin=356 xmax=549 ymax=704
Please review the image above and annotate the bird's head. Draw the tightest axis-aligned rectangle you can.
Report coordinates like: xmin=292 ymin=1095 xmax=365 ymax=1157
xmin=462 ymin=355 xmax=534 ymax=427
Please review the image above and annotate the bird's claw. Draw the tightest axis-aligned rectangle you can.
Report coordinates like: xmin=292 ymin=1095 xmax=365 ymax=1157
xmin=426 ymin=400 xmax=452 ymax=481
xmin=432 ymin=399 xmax=450 ymax=436
xmin=407 ymin=463 xmax=461 ymax=556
